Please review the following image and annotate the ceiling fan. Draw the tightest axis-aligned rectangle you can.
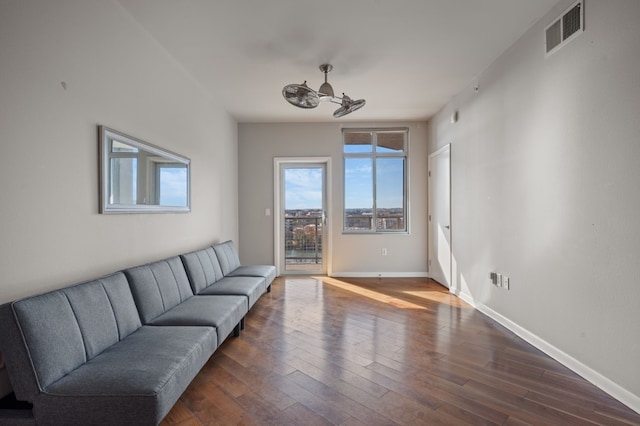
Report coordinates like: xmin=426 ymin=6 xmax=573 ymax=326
xmin=282 ymin=64 xmax=366 ymax=118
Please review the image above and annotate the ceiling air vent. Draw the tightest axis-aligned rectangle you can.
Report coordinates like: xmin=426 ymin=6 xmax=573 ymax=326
xmin=545 ymin=0 xmax=584 ymax=56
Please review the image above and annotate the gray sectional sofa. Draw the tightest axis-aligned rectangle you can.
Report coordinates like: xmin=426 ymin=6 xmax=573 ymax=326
xmin=0 ymin=241 xmax=275 ymax=426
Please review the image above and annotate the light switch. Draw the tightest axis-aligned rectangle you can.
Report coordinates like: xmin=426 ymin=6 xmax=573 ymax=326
xmin=265 ymin=208 xmax=271 ymax=216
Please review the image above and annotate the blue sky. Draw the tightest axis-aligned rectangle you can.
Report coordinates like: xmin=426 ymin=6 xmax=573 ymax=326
xmin=285 ymin=161 xmax=404 ymax=210
xmin=285 ymin=168 xmax=323 ymax=209
xmin=344 ymin=159 xmax=372 ymax=209
xmin=159 ymin=167 xmax=188 ymax=206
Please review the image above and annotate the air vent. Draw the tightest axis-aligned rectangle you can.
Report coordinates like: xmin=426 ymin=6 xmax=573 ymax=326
xmin=545 ymin=0 xmax=584 ymax=56
xmin=546 ymin=20 xmax=562 ymax=53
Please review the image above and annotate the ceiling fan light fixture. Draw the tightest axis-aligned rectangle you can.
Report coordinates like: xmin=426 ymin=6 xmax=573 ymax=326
xmin=318 ymin=82 xmax=334 ymax=99
xmin=282 ymin=64 xmax=365 ymax=117
xmin=317 ymin=63 xmax=335 ymax=100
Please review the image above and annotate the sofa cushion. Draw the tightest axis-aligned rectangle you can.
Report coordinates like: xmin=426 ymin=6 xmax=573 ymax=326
xmin=181 ymin=247 xmax=266 ymax=308
xmin=197 ymin=276 xmax=266 ymax=309
xmin=63 ymin=273 xmax=141 ymax=360
xmin=148 ymin=295 xmax=247 ymax=345
xmin=11 ymin=292 xmax=86 ymax=392
xmin=37 ymin=325 xmax=217 ymax=426
xmin=212 ymin=240 xmax=242 ymax=276
xmin=212 ymin=240 xmax=276 ymax=288
xmin=125 ymin=257 xmax=194 ymax=324
xmin=180 ymin=246 xmax=224 ymax=294
xmin=0 ymin=272 xmax=142 ymax=400
xmin=99 ymin=272 xmax=144 ymax=338
xmin=226 ymin=265 xmax=277 ymax=287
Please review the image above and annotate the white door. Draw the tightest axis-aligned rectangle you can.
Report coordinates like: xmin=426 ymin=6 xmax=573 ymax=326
xmin=274 ymin=157 xmax=331 ymax=276
xmin=428 ymin=145 xmax=451 ymax=288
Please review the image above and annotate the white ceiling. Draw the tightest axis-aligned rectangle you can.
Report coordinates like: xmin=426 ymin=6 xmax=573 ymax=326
xmin=116 ymin=0 xmax=559 ymax=123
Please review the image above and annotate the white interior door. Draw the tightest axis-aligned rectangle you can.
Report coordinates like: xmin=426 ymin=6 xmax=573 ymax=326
xmin=428 ymin=145 xmax=451 ymax=288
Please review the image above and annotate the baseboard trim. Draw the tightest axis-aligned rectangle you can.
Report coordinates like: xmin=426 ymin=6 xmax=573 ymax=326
xmin=330 ymin=272 xmax=430 ymax=278
xmin=448 ymin=285 xmax=472 ymax=304
xmin=459 ymin=292 xmax=640 ymax=415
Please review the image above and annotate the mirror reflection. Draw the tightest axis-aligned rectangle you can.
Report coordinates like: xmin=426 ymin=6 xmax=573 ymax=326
xmin=99 ymin=126 xmax=190 ymax=213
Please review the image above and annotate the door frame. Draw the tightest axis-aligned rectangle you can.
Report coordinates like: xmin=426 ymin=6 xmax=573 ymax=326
xmin=427 ymin=144 xmax=452 ymax=289
xmin=274 ymin=157 xmax=332 ymax=276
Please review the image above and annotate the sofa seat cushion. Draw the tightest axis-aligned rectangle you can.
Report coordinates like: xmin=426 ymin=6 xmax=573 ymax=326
xmin=147 ymin=295 xmax=247 ymax=345
xmin=37 ymin=325 xmax=217 ymax=426
xmin=226 ymin=265 xmax=276 ymax=287
xmin=197 ymin=276 xmax=266 ymax=309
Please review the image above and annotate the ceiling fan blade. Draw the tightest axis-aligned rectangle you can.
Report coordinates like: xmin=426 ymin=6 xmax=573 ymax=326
xmin=282 ymin=82 xmax=320 ymax=108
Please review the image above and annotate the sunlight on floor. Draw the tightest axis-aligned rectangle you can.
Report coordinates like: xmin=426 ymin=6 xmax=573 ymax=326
xmin=295 ymin=276 xmax=474 ymax=309
xmin=314 ymin=276 xmax=428 ymax=310
xmin=401 ymin=290 xmax=470 ymax=308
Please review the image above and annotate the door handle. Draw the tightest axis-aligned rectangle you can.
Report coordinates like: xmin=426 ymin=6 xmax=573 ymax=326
xmin=444 ymin=225 xmax=450 ymax=229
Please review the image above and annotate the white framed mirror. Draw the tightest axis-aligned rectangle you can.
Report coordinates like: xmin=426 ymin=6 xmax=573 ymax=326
xmin=99 ymin=126 xmax=191 ymax=214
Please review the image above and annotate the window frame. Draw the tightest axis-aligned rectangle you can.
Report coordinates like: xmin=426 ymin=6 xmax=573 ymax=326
xmin=342 ymin=127 xmax=409 ymax=234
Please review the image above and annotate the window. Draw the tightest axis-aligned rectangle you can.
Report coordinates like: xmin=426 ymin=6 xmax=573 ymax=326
xmin=343 ymin=128 xmax=408 ymax=232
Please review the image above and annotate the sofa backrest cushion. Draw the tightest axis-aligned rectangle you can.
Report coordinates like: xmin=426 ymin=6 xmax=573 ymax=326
xmin=64 ymin=273 xmax=141 ymax=359
xmin=11 ymin=292 xmax=86 ymax=392
xmin=3 ymin=272 xmax=141 ymax=395
xmin=124 ymin=256 xmax=194 ymax=324
xmin=213 ymin=240 xmax=242 ymax=276
xmin=181 ymin=247 xmax=224 ymax=294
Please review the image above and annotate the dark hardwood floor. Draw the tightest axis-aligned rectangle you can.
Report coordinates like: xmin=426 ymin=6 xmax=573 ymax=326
xmin=161 ymin=276 xmax=640 ymax=425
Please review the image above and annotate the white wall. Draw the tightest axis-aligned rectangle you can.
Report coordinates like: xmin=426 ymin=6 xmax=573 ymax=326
xmin=429 ymin=0 xmax=640 ymax=411
xmin=238 ymin=122 xmax=429 ymax=276
xmin=0 ymin=0 xmax=238 ymax=396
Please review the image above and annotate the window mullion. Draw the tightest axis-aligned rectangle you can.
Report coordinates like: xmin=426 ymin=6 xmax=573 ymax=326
xmin=372 ymin=163 xmax=377 ymax=232
xmin=371 ymin=132 xmax=378 ymax=232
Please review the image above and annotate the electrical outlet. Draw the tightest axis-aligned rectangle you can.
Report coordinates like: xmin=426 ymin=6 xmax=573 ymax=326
xmin=491 ymin=272 xmax=510 ymax=290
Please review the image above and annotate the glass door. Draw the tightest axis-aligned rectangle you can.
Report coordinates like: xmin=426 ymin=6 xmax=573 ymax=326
xmin=280 ymin=163 xmax=326 ymax=274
